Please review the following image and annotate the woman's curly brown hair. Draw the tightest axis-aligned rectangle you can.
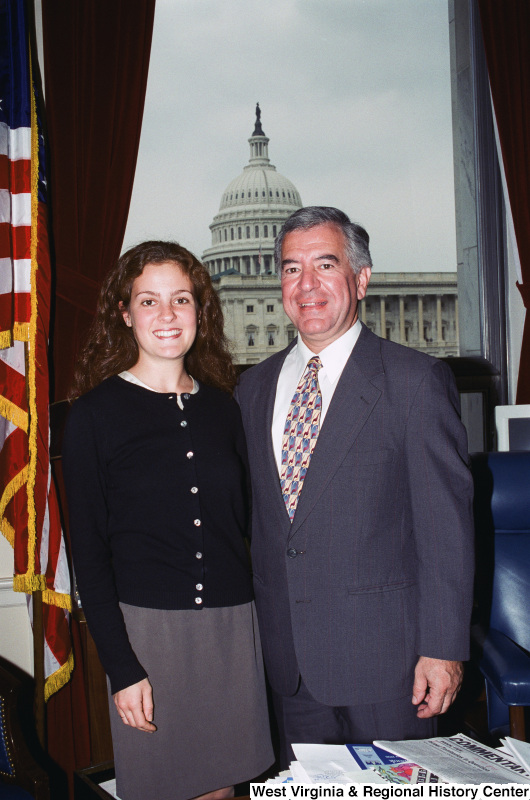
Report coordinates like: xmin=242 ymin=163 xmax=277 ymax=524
xmin=70 ymin=241 xmax=236 ymax=399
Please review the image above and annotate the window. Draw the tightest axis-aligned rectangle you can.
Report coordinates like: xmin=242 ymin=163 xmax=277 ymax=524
xmin=246 ymin=226 xmax=250 ymax=238
xmin=267 ymin=304 xmax=274 ymax=312
xmin=268 ymin=331 xmax=275 ymax=346
xmin=248 ymin=333 xmax=255 ymax=347
xmin=224 ymin=229 xmax=227 ymax=241
xmin=287 ymin=328 xmax=296 ymax=342
xmin=247 ymin=305 xmax=254 ymax=313
xmin=273 ymin=225 xmax=277 ymax=237
xmin=386 ymin=327 xmax=391 ymax=340
xmin=264 ymin=225 xmax=268 ymax=237
xmin=255 ymin=225 xmax=259 ymax=238
xmin=238 ymin=227 xmax=242 ymax=239
xmin=230 ymin=228 xmax=234 ymax=240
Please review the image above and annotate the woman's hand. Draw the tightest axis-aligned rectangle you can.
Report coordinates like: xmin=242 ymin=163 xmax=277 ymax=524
xmin=113 ymin=677 xmax=156 ymax=732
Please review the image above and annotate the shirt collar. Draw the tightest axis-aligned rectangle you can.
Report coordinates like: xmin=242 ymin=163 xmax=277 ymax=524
xmin=295 ymin=319 xmax=362 ymax=385
xmin=119 ymin=371 xmax=199 ymax=395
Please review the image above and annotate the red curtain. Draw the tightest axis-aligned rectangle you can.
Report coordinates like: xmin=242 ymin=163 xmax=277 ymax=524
xmin=42 ymin=0 xmax=156 ymax=401
xmin=41 ymin=0 xmax=155 ymax=789
xmin=478 ymin=0 xmax=530 ymax=402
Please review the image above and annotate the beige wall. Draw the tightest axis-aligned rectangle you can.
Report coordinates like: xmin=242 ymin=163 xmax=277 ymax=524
xmin=0 ymin=534 xmax=33 ymax=675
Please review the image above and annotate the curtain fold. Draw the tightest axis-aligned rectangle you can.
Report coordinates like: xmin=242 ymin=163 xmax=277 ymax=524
xmin=42 ymin=0 xmax=156 ymax=401
xmin=477 ymin=0 xmax=530 ymax=402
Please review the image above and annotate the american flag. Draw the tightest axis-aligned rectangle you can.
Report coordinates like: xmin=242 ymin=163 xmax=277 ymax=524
xmin=0 ymin=0 xmax=72 ymax=699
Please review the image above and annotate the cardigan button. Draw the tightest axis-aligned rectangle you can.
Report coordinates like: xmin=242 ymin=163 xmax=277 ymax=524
xmin=195 ymin=597 xmax=203 ymax=605
xmin=194 ymin=519 xmax=201 ymax=527
xmin=181 ymin=420 xmax=188 ymax=428
xmin=187 ymin=451 xmax=194 ymax=459
xmin=191 ymin=487 xmax=198 ymax=494
xmin=195 ymin=552 xmax=202 ymax=559
xmin=196 ymin=583 xmax=203 ymax=591
xmin=287 ymin=548 xmax=298 ymax=559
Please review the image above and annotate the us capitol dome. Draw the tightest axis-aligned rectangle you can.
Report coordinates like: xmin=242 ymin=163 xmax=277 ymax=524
xmin=203 ymin=105 xmax=303 ymax=364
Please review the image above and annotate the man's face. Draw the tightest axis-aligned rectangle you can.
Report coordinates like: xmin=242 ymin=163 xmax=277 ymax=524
xmin=280 ymin=223 xmax=371 ymax=353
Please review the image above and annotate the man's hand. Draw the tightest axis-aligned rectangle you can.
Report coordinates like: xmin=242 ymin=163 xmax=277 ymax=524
xmin=412 ymin=656 xmax=463 ymax=718
xmin=113 ymin=677 xmax=156 ymax=731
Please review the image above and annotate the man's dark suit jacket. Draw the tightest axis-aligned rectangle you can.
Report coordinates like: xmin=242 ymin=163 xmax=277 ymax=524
xmin=236 ymin=324 xmax=475 ymax=707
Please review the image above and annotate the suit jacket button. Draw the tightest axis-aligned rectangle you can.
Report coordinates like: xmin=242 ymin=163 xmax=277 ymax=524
xmin=287 ymin=548 xmax=298 ymax=559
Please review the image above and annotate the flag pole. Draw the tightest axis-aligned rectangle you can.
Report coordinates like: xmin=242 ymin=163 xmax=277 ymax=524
xmin=32 ymin=588 xmax=46 ymax=748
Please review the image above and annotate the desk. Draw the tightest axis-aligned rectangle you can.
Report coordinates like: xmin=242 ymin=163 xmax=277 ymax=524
xmin=74 ymin=763 xmax=252 ymax=800
xmin=74 ymin=763 xmax=115 ymax=800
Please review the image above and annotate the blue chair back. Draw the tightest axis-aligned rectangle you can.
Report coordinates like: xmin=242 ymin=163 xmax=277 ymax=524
xmin=472 ymin=452 xmax=530 ymax=647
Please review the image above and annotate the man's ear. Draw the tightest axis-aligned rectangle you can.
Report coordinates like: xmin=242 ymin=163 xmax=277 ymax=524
xmin=356 ymin=266 xmax=371 ymax=300
xmin=119 ymin=301 xmax=132 ymax=327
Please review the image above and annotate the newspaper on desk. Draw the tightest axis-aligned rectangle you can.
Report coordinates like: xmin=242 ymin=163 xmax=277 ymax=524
xmin=265 ymin=743 xmax=439 ymax=784
xmin=503 ymin=736 xmax=530 ymax=775
xmin=374 ymin=733 xmax=530 ymax=784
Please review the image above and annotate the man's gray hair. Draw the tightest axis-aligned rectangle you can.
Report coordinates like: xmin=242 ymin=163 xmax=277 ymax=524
xmin=274 ymin=206 xmax=372 ymax=277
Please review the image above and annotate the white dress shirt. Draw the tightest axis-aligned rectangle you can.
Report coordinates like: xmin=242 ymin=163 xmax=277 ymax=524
xmin=272 ymin=319 xmax=362 ymax=473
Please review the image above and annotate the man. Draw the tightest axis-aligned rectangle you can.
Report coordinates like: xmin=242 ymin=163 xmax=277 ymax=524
xmin=235 ymin=207 xmax=474 ymax=761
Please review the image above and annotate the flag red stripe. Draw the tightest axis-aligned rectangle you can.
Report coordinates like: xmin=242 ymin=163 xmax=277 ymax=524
xmin=0 ymin=358 xmax=29 ymax=412
xmin=0 ymin=426 xmax=28 ymax=486
xmin=0 ymin=291 xmax=31 ymax=327
xmin=0 ymin=223 xmax=31 ymax=261
xmin=0 ymin=154 xmax=31 ymax=194
xmin=44 ymin=604 xmax=71 ymax=664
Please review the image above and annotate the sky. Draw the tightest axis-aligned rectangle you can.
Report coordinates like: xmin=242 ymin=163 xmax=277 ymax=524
xmin=123 ymin=0 xmax=456 ymax=274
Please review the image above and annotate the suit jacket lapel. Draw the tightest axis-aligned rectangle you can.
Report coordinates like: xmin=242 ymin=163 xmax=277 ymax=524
xmin=289 ymin=325 xmax=384 ymax=539
xmin=254 ymin=345 xmax=294 ymax=529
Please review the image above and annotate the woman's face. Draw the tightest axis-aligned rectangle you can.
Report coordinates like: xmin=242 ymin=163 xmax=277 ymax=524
xmin=121 ymin=261 xmax=199 ymax=369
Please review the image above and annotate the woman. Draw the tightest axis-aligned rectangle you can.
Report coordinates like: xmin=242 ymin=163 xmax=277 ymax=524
xmin=62 ymin=241 xmax=273 ymax=800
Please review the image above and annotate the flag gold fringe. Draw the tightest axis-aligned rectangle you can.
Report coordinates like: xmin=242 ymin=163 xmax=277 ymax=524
xmin=44 ymin=649 xmax=74 ymax=702
xmin=14 ymin=323 xmax=30 ymax=341
xmin=0 ymin=467 xmax=29 ymax=548
xmin=25 ymin=55 xmax=40 ymax=593
xmin=0 ymin=396 xmax=29 ymax=432
xmin=42 ymin=587 xmax=72 ymax=612
xmin=13 ymin=572 xmax=46 ymax=593
xmin=1 ymin=518 xmax=15 ymax=547
xmin=0 ymin=324 xmax=31 ymax=349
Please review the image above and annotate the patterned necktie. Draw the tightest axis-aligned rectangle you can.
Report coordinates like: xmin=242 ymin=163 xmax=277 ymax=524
xmin=280 ymin=356 xmax=323 ymax=521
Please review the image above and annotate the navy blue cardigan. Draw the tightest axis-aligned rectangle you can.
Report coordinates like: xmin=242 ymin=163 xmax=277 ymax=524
xmin=62 ymin=375 xmax=253 ymax=693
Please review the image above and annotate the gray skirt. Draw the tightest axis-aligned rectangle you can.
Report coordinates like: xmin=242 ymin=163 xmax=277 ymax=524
xmin=109 ymin=602 xmax=274 ymax=800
